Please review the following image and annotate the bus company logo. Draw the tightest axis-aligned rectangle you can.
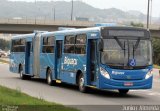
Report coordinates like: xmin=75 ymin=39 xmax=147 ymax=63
xmin=64 ymin=57 xmax=77 ymax=65
xmin=112 ymin=71 xmax=125 ymax=75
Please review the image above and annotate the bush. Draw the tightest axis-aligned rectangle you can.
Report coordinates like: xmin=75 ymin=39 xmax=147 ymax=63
xmin=0 ymin=39 xmax=10 ymax=51
xmin=152 ymin=38 xmax=160 ymax=65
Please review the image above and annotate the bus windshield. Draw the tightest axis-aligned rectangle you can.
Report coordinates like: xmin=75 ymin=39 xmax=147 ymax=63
xmin=101 ymin=38 xmax=152 ymax=69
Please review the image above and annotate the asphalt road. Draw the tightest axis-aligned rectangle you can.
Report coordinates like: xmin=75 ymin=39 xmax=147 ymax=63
xmin=0 ymin=63 xmax=160 ymax=111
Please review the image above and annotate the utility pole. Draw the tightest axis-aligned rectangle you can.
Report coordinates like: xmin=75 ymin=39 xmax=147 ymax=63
xmin=147 ymin=0 xmax=150 ymax=29
xmin=71 ymin=0 xmax=73 ymax=21
xmin=35 ymin=0 xmax=37 ymax=24
xmin=51 ymin=0 xmax=55 ymax=21
xmin=150 ymin=0 xmax=152 ymax=25
xmin=52 ymin=7 xmax=56 ymax=21
xmin=54 ymin=7 xmax=55 ymax=21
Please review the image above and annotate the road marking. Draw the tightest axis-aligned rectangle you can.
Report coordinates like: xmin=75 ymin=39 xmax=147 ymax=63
xmin=131 ymin=90 xmax=160 ymax=96
xmin=147 ymin=92 xmax=160 ymax=96
xmin=0 ymin=62 xmax=8 ymax=65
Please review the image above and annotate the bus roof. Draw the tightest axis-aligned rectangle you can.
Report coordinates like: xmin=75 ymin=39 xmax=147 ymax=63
xmin=41 ymin=26 xmax=148 ymax=36
xmin=12 ymin=33 xmax=35 ymax=40
xmin=41 ymin=27 xmax=101 ymax=36
xmin=11 ymin=26 xmax=149 ymax=39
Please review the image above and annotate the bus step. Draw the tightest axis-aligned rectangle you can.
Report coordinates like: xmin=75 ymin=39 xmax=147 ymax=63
xmin=56 ymin=80 xmax=62 ymax=84
xmin=88 ymin=85 xmax=97 ymax=89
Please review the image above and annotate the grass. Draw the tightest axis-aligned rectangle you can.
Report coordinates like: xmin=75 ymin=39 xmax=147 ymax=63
xmin=0 ymin=85 xmax=79 ymax=111
xmin=154 ymin=64 xmax=160 ymax=69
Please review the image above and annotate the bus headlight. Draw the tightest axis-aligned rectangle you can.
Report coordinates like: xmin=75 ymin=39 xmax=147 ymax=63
xmin=100 ymin=67 xmax=110 ymax=79
xmin=145 ymin=70 xmax=153 ymax=79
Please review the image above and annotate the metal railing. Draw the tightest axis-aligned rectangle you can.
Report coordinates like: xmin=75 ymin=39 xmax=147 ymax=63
xmin=0 ymin=18 xmax=94 ymax=27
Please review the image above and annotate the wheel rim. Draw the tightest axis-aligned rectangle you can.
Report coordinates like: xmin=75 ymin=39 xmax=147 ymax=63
xmin=47 ymin=73 xmax=51 ymax=84
xmin=20 ymin=70 xmax=23 ymax=78
xmin=79 ymin=77 xmax=84 ymax=90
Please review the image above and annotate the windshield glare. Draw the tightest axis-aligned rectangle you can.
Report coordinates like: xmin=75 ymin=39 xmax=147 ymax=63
xmin=101 ymin=38 xmax=152 ymax=67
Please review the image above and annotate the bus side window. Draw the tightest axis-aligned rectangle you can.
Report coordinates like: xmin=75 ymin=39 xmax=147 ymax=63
xmin=75 ymin=34 xmax=86 ymax=54
xmin=64 ymin=35 xmax=75 ymax=54
xmin=57 ymin=41 xmax=62 ymax=58
xmin=11 ymin=39 xmax=26 ymax=52
xmin=42 ymin=36 xmax=54 ymax=53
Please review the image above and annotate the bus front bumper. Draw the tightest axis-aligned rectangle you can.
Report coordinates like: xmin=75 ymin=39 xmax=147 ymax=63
xmin=99 ymin=76 xmax=153 ymax=90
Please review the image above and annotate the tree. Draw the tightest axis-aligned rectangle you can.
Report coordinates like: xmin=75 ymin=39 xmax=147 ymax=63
xmin=0 ymin=39 xmax=10 ymax=51
xmin=152 ymin=38 xmax=160 ymax=65
xmin=130 ymin=21 xmax=144 ymax=28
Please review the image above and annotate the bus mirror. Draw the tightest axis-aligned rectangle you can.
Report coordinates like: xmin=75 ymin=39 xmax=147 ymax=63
xmin=98 ymin=39 xmax=104 ymax=51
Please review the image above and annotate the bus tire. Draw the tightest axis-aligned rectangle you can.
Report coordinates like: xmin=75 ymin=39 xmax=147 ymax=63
xmin=47 ymin=69 xmax=54 ymax=86
xmin=78 ymin=74 xmax=87 ymax=93
xmin=118 ymin=89 xmax=129 ymax=95
xmin=19 ymin=66 xmax=27 ymax=80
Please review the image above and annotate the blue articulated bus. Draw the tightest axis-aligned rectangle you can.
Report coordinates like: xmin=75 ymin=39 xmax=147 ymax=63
xmin=10 ymin=26 xmax=153 ymax=94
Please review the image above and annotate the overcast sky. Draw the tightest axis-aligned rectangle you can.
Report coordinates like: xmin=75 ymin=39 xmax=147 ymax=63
xmin=9 ymin=0 xmax=160 ymax=17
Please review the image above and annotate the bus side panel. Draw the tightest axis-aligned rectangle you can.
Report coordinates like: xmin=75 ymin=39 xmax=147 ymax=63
xmin=61 ymin=54 xmax=86 ymax=84
xmin=40 ymin=53 xmax=55 ymax=79
xmin=61 ymin=54 xmax=76 ymax=84
xmin=10 ymin=53 xmax=25 ymax=73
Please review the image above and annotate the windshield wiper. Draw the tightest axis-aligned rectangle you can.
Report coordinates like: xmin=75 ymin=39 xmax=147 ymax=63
xmin=114 ymin=37 xmax=126 ymax=67
xmin=134 ymin=38 xmax=140 ymax=50
xmin=133 ymin=38 xmax=140 ymax=58
xmin=114 ymin=36 xmax=125 ymax=50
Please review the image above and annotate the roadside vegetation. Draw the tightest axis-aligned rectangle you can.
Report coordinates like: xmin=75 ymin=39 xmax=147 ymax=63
xmin=0 ymin=85 xmax=79 ymax=111
xmin=152 ymin=38 xmax=160 ymax=66
xmin=0 ymin=39 xmax=10 ymax=51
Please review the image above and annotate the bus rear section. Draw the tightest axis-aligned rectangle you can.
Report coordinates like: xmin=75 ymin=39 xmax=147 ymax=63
xmin=9 ymin=34 xmax=34 ymax=78
xmin=97 ymin=27 xmax=153 ymax=94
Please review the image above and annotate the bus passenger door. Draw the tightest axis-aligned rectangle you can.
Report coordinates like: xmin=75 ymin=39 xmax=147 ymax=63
xmin=88 ymin=39 xmax=98 ymax=85
xmin=55 ymin=40 xmax=63 ymax=79
xmin=25 ymin=42 xmax=31 ymax=74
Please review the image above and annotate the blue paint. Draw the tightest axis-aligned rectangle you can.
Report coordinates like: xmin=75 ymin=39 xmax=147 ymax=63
xmin=9 ymin=26 xmax=153 ymax=92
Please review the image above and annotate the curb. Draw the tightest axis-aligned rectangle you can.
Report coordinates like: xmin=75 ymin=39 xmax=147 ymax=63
xmin=0 ymin=59 xmax=9 ymax=64
xmin=0 ymin=62 xmax=8 ymax=65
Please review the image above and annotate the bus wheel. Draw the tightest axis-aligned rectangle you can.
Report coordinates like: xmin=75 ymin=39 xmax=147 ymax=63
xmin=19 ymin=66 xmax=27 ymax=80
xmin=118 ymin=89 xmax=129 ymax=95
xmin=78 ymin=74 xmax=87 ymax=93
xmin=47 ymin=69 xmax=54 ymax=86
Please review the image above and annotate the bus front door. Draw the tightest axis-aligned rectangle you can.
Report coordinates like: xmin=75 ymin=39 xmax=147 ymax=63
xmin=89 ymin=40 xmax=97 ymax=85
xmin=25 ymin=42 xmax=31 ymax=74
xmin=55 ymin=40 xmax=63 ymax=79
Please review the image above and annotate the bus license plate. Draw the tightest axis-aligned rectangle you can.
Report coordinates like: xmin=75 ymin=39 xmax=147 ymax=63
xmin=124 ymin=82 xmax=133 ymax=86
